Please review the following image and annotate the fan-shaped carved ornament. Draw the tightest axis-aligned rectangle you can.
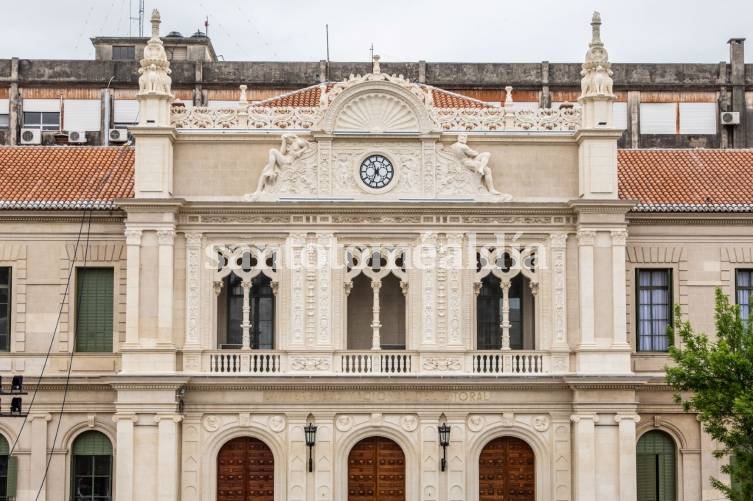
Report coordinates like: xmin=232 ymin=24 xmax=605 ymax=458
xmin=334 ymin=93 xmax=419 ymax=133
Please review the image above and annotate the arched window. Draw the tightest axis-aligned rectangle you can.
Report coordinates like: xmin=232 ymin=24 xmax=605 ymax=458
xmin=71 ymin=431 xmax=112 ymax=501
xmin=637 ymin=430 xmax=676 ymax=501
xmin=0 ymin=434 xmax=16 ymax=501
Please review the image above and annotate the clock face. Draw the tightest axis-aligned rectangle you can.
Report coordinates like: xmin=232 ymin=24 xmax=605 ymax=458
xmin=359 ymin=155 xmax=394 ymax=190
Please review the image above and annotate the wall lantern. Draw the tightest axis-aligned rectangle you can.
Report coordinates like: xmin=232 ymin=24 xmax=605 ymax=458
xmin=304 ymin=423 xmax=317 ymax=473
xmin=438 ymin=422 xmax=451 ymax=472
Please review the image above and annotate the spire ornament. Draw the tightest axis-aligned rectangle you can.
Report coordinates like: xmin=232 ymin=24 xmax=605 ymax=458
xmin=138 ymin=9 xmax=173 ymax=98
xmin=579 ymin=11 xmax=614 ymax=99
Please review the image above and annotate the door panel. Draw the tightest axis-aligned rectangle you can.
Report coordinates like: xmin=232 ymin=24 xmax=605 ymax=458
xmin=218 ymin=437 xmax=274 ymax=501
xmin=348 ymin=437 xmax=405 ymax=501
xmin=479 ymin=437 xmax=535 ymax=501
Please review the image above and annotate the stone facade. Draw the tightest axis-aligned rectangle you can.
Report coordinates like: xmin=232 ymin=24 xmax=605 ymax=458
xmin=0 ymin=11 xmax=740 ymax=501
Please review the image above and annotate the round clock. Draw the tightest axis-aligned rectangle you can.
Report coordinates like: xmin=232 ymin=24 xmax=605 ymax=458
xmin=359 ymin=155 xmax=394 ymax=190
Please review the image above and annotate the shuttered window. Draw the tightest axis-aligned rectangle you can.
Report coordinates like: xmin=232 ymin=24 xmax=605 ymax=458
xmin=0 ymin=434 xmax=16 ymax=501
xmin=735 ymin=270 xmax=753 ymax=322
xmin=640 ymin=103 xmax=677 ymax=134
xmin=71 ymin=431 xmax=112 ymax=501
xmin=637 ymin=431 xmax=676 ymax=501
xmin=679 ymin=102 xmax=716 ymax=134
xmin=75 ymin=268 xmax=113 ymax=353
xmin=0 ymin=268 xmax=10 ymax=351
xmin=64 ymin=100 xmax=102 ymax=132
xmin=613 ymin=102 xmax=628 ymax=130
xmin=113 ymin=100 xmax=138 ymax=125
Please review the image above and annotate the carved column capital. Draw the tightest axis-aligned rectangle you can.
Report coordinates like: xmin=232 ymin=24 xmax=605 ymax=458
xmin=185 ymin=232 xmax=203 ymax=247
xmin=154 ymin=414 xmax=184 ymax=424
xmin=213 ymin=280 xmax=224 ymax=296
xmin=610 ymin=229 xmax=628 ymax=246
xmin=473 ymin=281 xmax=482 ymax=296
xmin=371 ymin=279 xmax=382 ymax=291
xmin=576 ymin=230 xmax=596 ymax=246
xmin=614 ymin=414 xmax=641 ymax=424
xmin=570 ymin=413 xmax=600 ymax=424
xmin=157 ymin=229 xmax=176 ymax=245
xmin=549 ymin=231 xmax=568 ymax=249
xmin=112 ymin=413 xmax=138 ymax=423
xmin=529 ymin=281 xmax=539 ymax=297
xmin=400 ymin=280 xmax=408 ymax=296
xmin=124 ymin=229 xmax=143 ymax=245
xmin=344 ymin=280 xmax=353 ymax=296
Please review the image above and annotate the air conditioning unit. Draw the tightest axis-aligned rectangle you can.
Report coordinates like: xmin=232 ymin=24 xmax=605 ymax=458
xmin=721 ymin=111 xmax=740 ymax=125
xmin=109 ymin=129 xmax=129 ymax=142
xmin=67 ymin=130 xmax=87 ymax=144
xmin=20 ymin=128 xmax=41 ymax=145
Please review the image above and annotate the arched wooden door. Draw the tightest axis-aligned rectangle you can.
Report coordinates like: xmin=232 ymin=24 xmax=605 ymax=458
xmin=348 ymin=436 xmax=405 ymax=501
xmin=217 ymin=437 xmax=274 ymax=501
xmin=479 ymin=436 xmax=535 ymax=501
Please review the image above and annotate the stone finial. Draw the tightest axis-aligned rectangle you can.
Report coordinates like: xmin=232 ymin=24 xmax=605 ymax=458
xmin=239 ymin=84 xmax=248 ymax=103
xmin=372 ymin=55 xmax=381 ymax=74
xmin=150 ymin=9 xmax=161 ymax=38
xmin=579 ymin=11 xmax=614 ymax=100
xmin=504 ymin=86 xmax=514 ymax=108
xmin=138 ymin=8 xmax=173 ymax=99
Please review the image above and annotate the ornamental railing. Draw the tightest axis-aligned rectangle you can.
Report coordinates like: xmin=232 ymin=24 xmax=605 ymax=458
xmin=201 ymin=350 xmax=552 ymax=375
xmin=170 ymin=104 xmax=580 ymax=132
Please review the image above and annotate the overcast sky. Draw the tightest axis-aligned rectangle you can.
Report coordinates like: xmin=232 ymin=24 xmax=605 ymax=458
xmin=2 ymin=0 xmax=752 ymax=63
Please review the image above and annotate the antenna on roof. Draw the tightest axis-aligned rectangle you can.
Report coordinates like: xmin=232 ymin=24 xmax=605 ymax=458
xmin=325 ymin=24 xmax=330 ymax=62
xmin=129 ymin=0 xmax=145 ymax=37
xmin=204 ymin=16 xmax=209 ymax=37
xmin=369 ymin=43 xmax=374 ymax=63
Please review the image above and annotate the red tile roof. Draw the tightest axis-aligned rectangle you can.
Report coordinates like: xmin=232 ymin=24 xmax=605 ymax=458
xmin=0 ymin=146 xmax=134 ymax=210
xmin=618 ymin=149 xmax=753 ymax=212
xmin=430 ymin=88 xmax=490 ymax=108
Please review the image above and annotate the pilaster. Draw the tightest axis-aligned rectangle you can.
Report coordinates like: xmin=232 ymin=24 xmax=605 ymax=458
xmin=113 ymin=413 xmax=137 ymax=501
xmin=157 ymin=228 xmax=175 ymax=347
xmin=183 ymin=232 xmax=203 ymax=371
xmin=571 ymin=413 xmax=598 ymax=501
xmin=611 ymin=230 xmax=630 ymax=348
xmin=615 ymin=414 xmax=640 ymax=501
xmin=549 ymin=232 xmax=569 ymax=372
xmin=29 ymin=413 xmax=52 ymax=501
xmin=124 ymin=229 xmax=142 ymax=346
xmin=155 ymin=414 xmax=183 ymax=501
xmin=576 ymin=230 xmax=596 ymax=349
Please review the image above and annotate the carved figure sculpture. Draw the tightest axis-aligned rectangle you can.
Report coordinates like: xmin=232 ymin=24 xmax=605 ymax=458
xmin=448 ymin=134 xmax=501 ymax=195
xmin=247 ymin=133 xmax=310 ymax=200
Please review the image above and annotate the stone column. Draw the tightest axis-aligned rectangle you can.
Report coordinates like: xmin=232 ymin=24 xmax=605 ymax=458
xmin=571 ymin=414 xmax=598 ymax=501
xmin=113 ymin=414 xmax=137 ymax=501
xmin=124 ymin=229 xmax=142 ymax=346
xmin=184 ymin=233 xmax=202 ymax=350
xmin=615 ymin=414 xmax=640 ymax=501
xmin=155 ymin=414 xmax=182 ymax=501
xmin=549 ymin=233 xmax=569 ymax=371
xmin=577 ymin=230 xmax=596 ymax=347
xmin=157 ymin=229 xmax=175 ymax=346
xmin=9 ymin=58 xmax=19 ymax=146
xmin=370 ymin=280 xmax=382 ymax=350
xmin=240 ymin=280 xmax=252 ymax=349
xmin=500 ymin=280 xmax=511 ymax=350
xmin=611 ymin=230 xmax=629 ymax=348
xmin=29 ymin=413 xmax=52 ymax=501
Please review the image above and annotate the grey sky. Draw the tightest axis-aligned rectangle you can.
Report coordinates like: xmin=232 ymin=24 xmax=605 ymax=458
xmin=3 ymin=0 xmax=752 ymax=63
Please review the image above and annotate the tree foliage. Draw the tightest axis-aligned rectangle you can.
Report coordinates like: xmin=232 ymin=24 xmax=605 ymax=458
xmin=666 ymin=288 xmax=753 ymax=500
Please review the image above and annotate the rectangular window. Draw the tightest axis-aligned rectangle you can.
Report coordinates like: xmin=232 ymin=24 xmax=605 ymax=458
xmin=0 ymin=114 xmax=9 ymax=128
xmin=111 ymin=45 xmax=135 ymax=60
xmin=0 ymin=267 xmax=10 ymax=352
xmin=679 ymin=102 xmax=716 ymax=134
xmin=735 ymin=269 xmax=753 ymax=322
xmin=23 ymin=111 xmax=60 ymax=131
xmin=640 ymin=103 xmax=677 ymax=135
xmin=75 ymin=268 xmax=113 ymax=353
xmin=636 ymin=269 xmax=672 ymax=352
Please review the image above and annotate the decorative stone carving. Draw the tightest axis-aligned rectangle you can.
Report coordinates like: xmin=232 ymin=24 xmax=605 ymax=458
xmin=245 ymin=134 xmax=313 ymax=201
xmin=550 ymin=232 xmax=568 ymax=347
xmin=157 ymin=229 xmax=175 ymax=245
xmin=269 ymin=415 xmax=287 ymax=432
xmin=576 ymin=230 xmax=596 ymax=246
xmin=467 ymin=415 xmax=485 ymax=432
xmin=501 ymin=412 xmax=515 ymax=427
xmin=430 ymin=106 xmax=580 ymax=132
xmin=334 ymin=93 xmax=419 ymax=133
xmin=579 ymin=12 xmax=614 ymax=99
xmin=184 ymin=232 xmax=202 ymax=348
xmin=533 ymin=415 xmax=551 ymax=432
xmin=290 ymin=357 xmax=331 ymax=371
xmin=335 ymin=415 xmax=354 ymax=432
xmin=422 ymin=357 xmax=462 ymax=372
xmin=436 ymin=137 xmax=512 ymax=200
xmin=201 ymin=415 xmax=219 ymax=432
xmin=137 ymin=10 xmax=172 ymax=98
xmin=400 ymin=415 xmax=418 ymax=432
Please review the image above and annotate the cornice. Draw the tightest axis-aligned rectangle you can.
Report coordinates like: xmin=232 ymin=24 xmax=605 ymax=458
xmin=115 ymin=198 xmax=185 ymax=212
xmin=0 ymin=211 xmax=125 ymax=223
xmin=569 ymin=199 xmax=637 ymax=214
xmin=627 ymin=212 xmax=753 ymax=225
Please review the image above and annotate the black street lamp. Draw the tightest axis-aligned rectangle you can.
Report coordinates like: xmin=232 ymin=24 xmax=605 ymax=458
xmin=304 ymin=423 xmax=317 ymax=473
xmin=438 ymin=422 xmax=451 ymax=472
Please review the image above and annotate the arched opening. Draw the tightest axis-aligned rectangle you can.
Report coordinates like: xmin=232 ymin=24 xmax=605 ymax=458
xmin=637 ymin=430 xmax=676 ymax=501
xmin=0 ymin=434 xmax=10 ymax=501
xmin=476 ymin=274 xmax=536 ymax=350
xmin=71 ymin=430 xmax=113 ymax=501
xmin=218 ymin=273 xmax=276 ymax=349
xmin=217 ymin=437 xmax=274 ymax=501
xmin=478 ymin=436 xmax=535 ymax=501
xmin=348 ymin=436 xmax=405 ymax=501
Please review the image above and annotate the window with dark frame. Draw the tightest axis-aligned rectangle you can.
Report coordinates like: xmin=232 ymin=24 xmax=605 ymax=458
xmin=225 ymin=273 xmax=275 ymax=350
xmin=0 ymin=267 xmax=10 ymax=352
xmin=75 ymin=268 xmax=114 ymax=353
xmin=735 ymin=269 xmax=753 ymax=322
xmin=636 ymin=269 xmax=672 ymax=352
xmin=476 ymin=274 xmax=525 ymax=350
xmin=71 ymin=431 xmax=112 ymax=501
xmin=0 ymin=435 xmax=7 ymax=501
xmin=22 ymin=111 xmax=60 ymax=131
xmin=111 ymin=45 xmax=135 ymax=60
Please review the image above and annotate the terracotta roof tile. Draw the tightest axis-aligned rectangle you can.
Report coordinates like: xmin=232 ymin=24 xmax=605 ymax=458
xmin=430 ymin=88 xmax=491 ymax=108
xmin=618 ymin=149 xmax=753 ymax=212
xmin=0 ymin=146 xmax=134 ymax=210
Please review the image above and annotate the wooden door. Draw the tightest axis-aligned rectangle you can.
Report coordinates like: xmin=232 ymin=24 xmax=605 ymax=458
xmin=217 ymin=437 xmax=274 ymax=501
xmin=479 ymin=436 xmax=535 ymax=501
xmin=348 ymin=436 xmax=405 ymax=501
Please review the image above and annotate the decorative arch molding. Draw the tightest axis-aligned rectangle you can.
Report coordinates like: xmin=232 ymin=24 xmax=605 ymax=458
xmin=334 ymin=423 xmax=419 ymax=501
xmin=465 ymin=424 xmax=552 ymax=501
xmin=61 ymin=419 xmax=117 ymax=453
xmin=317 ymin=80 xmax=438 ymax=134
xmin=202 ymin=423 xmax=287 ymax=501
xmin=636 ymin=417 xmax=689 ymax=450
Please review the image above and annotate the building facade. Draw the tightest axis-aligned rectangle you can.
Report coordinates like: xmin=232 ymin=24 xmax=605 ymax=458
xmin=0 ymin=9 xmax=749 ymax=501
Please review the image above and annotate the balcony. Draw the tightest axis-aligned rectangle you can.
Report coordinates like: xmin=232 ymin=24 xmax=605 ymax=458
xmin=201 ymin=350 xmax=551 ymax=376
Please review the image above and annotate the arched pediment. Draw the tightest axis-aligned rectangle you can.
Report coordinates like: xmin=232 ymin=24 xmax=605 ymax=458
xmin=315 ymin=78 xmax=438 ymax=135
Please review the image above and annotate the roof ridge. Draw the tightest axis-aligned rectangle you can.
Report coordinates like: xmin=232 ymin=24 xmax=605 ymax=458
xmin=254 ymin=83 xmax=323 ymax=107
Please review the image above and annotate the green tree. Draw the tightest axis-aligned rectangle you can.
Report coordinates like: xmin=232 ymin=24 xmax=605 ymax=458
xmin=666 ymin=288 xmax=753 ymax=501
